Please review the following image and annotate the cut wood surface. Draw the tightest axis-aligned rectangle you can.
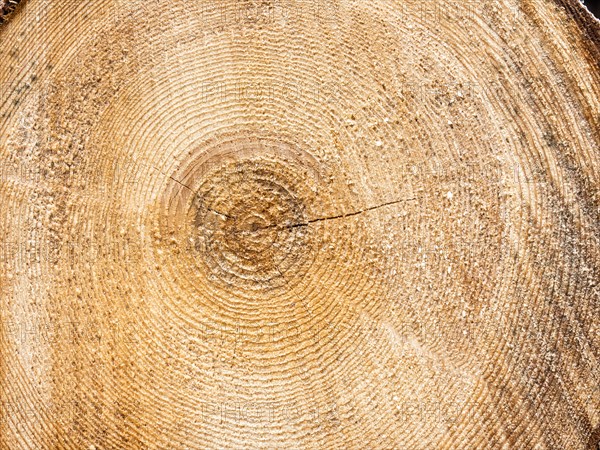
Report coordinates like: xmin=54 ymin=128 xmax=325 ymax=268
xmin=1 ymin=0 xmax=599 ymax=448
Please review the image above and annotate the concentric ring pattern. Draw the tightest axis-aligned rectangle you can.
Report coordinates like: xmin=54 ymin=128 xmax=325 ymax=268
xmin=0 ymin=0 xmax=599 ymax=449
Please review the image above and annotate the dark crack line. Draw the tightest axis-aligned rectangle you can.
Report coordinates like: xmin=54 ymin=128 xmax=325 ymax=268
xmin=167 ymin=174 xmax=193 ymax=192
xmin=151 ymin=165 xmax=194 ymax=193
xmin=163 ymin=170 xmax=232 ymax=218
xmin=159 ymin=164 xmax=416 ymax=226
xmin=272 ymin=197 xmax=418 ymax=230
xmin=201 ymin=197 xmax=417 ymax=230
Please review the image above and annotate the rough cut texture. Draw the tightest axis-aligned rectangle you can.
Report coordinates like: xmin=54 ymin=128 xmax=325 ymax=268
xmin=0 ymin=0 xmax=599 ymax=449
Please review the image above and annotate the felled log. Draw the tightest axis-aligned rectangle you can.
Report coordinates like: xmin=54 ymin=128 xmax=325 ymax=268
xmin=1 ymin=0 xmax=599 ymax=448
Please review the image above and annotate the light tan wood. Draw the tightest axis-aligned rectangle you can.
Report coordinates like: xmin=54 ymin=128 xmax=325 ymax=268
xmin=1 ymin=0 xmax=599 ymax=448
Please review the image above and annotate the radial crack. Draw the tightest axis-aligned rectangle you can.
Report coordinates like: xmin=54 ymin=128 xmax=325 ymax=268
xmin=167 ymin=174 xmax=193 ymax=192
xmin=266 ymin=197 xmax=418 ymax=230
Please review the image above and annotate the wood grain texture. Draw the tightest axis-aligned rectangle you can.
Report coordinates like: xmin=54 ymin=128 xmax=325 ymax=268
xmin=1 ymin=0 xmax=599 ymax=448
